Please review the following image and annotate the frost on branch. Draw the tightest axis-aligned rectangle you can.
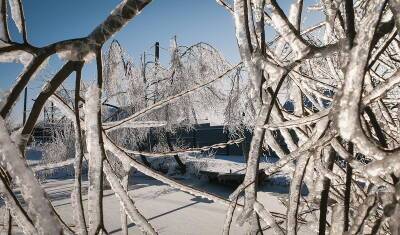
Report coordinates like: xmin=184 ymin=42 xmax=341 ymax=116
xmin=56 ymin=40 xmax=97 ymax=62
xmin=0 ymin=117 xmax=63 ymax=234
xmin=57 ymin=0 xmax=152 ymax=61
xmin=7 ymin=0 xmax=23 ymax=33
xmin=0 ymin=50 xmax=33 ymax=66
xmin=84 ymin=85 xmax=105 ymax=234
xmin=103 ymin=160 xmax=157 ymax=234
xmin=88 ymin=0 xmax=151 ymax=45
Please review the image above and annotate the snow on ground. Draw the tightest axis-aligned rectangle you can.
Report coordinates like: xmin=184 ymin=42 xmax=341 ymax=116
xmin=148 ymin=154 xmax=291 ymax=186
xmin=2 ymin=175 xmax=314 ymax=234
xmin=1 ymin=148 xmax=314 ymax=234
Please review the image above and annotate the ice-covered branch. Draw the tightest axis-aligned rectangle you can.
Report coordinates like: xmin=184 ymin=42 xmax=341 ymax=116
xmin=0 ymin=117 xmax=63 ymax=234
xmin=89 ymin=0 xmax=151 ymax=45
xmin=0 ymin=0 xmax=10 ymax=42
xmin=103 ymin=120 xmax=167 ymax=130
xmin=267 ymin=0 xmax=311 ymax=60
xmin=71 ymin=67 xmax=87 ymax=235
xmin=85 ymin=85 xmax=106 ymax=234
xmin=103 ymin=160 xmax=157 ymax=234
xmin=254 ymin=201 xmax=284 ymax=235
xmin=0 ymin=173 xmax=36 ymax=234
xmin=120 ymin=138 xmax=244 ymax=157
xmin=8 ymin=0 xmax=27 ymax=42
xmin=57 ymin=0 xmax=152 ymax=61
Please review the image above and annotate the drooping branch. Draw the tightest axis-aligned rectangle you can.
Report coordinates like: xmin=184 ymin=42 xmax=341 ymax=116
xmin=104 ymin=62 xmax=242 ymax=131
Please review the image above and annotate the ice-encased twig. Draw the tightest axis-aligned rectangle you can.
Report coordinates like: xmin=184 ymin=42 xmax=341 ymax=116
xmin=103 ymin=160 xmax=157 ymax=234
xmin=84 ymin=85 xmax=105 ymax=235
xmin=0 ymin=117 xmax=63 ymax=234
xmin=71 ymin=67 xmax=87 ymax=235
xmin=0 ymin=173 xmax=36 ymax=234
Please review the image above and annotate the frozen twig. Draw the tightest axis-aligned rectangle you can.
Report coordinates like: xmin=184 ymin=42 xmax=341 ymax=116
xmin=0 ymin=117 xmax=63 ymax=234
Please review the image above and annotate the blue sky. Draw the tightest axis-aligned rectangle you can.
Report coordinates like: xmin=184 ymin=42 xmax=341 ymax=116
xmin=21 ymin=0 xmax=240 ymax=61
xmin=1 ymin=0 xmax=322 ymax=123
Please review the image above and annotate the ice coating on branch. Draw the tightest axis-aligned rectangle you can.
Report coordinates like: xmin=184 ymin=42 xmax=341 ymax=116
xmin=8 ymin=0 xmax=23 ymax=33
xmin=88 ymin=0 xmax=151 ymax=45
xmin=10 ymin=127 xmax=29 ymax=150
xmin=252 ymin=0 xmax=263 ymax=22
xmin=0 ymin=50 xmax=33 ymax=66
xmin=103 ymin=161 xmax=157 ymax=234
xmin=0 ymin=0 xmax=8 ymax=41
xmin=84 ymin=85 xmax=104 ymax=233
xmin=0 ymin=91 xmax=9 ymax=112
xmin=40 ymin=81 xmax=52 ymax=94
xmin=56 ymin=0 xmax=151 ymax=62
xmin=56 ymin=40 xmax=96 ymax=62
xmin=0 ymin=117 xmax=63 ymax=234
xmin=267 ymin=2 xmax=310 ymax=60
xmin=0 ymin=40 xmax=8 ymax=48
xmin=103 ymin=120 xmax=167 ymax=130
xmin=31 ymin=56 xmax=50 ymax=80
xmin=254 ymin=201 xmax=284 ymax=235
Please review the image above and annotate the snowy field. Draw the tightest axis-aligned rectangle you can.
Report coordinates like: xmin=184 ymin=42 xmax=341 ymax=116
xmin=2 ymin=175 xmax=314 ymax=234
xmin=0 ymin=148 xmax=314 ymax=234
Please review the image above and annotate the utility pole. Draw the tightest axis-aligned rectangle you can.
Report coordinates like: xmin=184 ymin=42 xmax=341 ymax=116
xmin=155 ymin=42 xmax=159 ymax=64
xmin=149 ymin=42 xmax=160 ymax=152
xmin=154 ymin=42 xmax=159 ymax=104
xmin=142 ymin=52 xmax=147 ymax=105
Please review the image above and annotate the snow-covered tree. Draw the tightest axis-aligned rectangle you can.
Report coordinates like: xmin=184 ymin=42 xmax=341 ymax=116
xmin=103 ymin=37 xmax=240 ymax=173
xmin=2 ymin=0 xmax=400 ymax=234
xmin=216 ymin=0 xmax=400 ymax=234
